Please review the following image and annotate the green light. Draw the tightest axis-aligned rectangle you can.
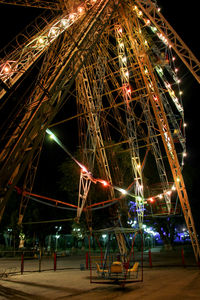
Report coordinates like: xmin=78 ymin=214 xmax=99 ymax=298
xmin=46 ymin=128 xmax=56 ymax=141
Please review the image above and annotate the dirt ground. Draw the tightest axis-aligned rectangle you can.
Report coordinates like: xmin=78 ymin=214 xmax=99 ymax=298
xmin=0 ymin=266 xmax=200 ymax=300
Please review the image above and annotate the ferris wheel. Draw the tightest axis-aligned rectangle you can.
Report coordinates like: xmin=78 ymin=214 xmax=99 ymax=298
xmin=0 ymin=0 xmax=199 ymax=264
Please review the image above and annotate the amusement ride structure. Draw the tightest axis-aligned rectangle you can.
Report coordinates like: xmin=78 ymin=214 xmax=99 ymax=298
xmin=0 ymin=0 xmax=200 ymax=271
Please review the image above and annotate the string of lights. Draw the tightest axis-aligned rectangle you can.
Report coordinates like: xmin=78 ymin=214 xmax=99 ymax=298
xmin=25 ymin=3 xmax=189 ymax=213
xmin=8 ymin=1 xmax=188 ymax=216
xmin=133 ymin=4 xmax=188 ymax=168
xmin=45 ymin=128 xmax=177 ymax=205
xmin=44 ymin=3 xmax=188 ymax=210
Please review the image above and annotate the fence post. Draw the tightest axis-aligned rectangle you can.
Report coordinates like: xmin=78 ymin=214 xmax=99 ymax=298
xmin=38 ymin=249 xmax=42 ymax=272
xmin=149 ymin=249 xmax=152 ymax=268
xmin=86 ymin=252 xmax=88 ymax=270
xmin=54 ymin=252 xmax=57 ymax=271
xmin=181 ymin=248 xmax=185 ymax=267
xmin=21 ymin=252 xmax=24 ymax=275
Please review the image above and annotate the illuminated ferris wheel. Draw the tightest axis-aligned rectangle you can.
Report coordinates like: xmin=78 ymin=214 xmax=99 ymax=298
xmin=0 ymin=0 xmax=199 ymax=263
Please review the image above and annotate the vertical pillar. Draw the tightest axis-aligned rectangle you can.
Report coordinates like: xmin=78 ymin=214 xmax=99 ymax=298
xmin=86 ymin=251 xmax=89 ymax=270
xmin=181 ymin=248 xmax=185 ymax=267
xmin=38 ymin=249 xmax=42 ymax=272
xmin=54 ymin=252 xmax=57 ymax=271
xmin=21 ymin=252 xmax=24 ymax=275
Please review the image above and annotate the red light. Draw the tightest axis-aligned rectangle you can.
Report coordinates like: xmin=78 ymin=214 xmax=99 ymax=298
xmin=149 ymin=197 xmax=154 ymax=203
xmin=98 ymin=179 xmax=109 ymax=187
xmin=80 ymin=164 xmax=88 ymax=173
xmin=153 ymin=95 xmax=158 ymax=102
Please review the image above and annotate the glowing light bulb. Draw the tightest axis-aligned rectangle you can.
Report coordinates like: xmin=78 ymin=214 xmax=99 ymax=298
xmin=46 ymin=129 xmax=56 ymax=141
xmin=149 ymin=197 xmax=154 ymax=203
xmin=125 ymin=71 xmax=129 ymax=77
xmin=69 ymin=13 xmax=75 ymax=20
xmin=81 ymin=166 xmax=88 ymax=173
xmin=61 ymin=19 xmax=67 ymax=26
xmin=146 ymin=19 xmax=150 ymax=25
xmin=116 ymin=187 xmax=128 ymax=195
xmin=151 ymin=26 xmax=157 ymax=33
xmin=38 ymin=37 xmax=44 ymax=44
xmin=166 ymin=191 xmax=172 ymax=196
xmin=98 ymin=179 xmax=109 ymax=187
xmin=3 ymin=65 xmax=11 ymax=74
xmin=121 ymin=189 xmax=127 ymax=195
xmin=51 ymin=28 xmax=56 ymax=35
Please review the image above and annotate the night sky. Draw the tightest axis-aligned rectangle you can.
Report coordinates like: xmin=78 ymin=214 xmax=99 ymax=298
xmin=0 ymin=1 xmax=199 ymax=223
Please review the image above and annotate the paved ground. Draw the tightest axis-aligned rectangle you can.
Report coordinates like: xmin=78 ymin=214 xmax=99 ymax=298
xmin=0 ymin=247 xmax=199 ymax=299
xmin=0 ymin=266 xmax=200 ymax=299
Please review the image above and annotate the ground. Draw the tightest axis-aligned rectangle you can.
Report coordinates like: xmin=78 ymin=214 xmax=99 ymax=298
xmin=0 ymin=267 xmax=200 ymax=299
xmin=0 ymin=248 xmax=200 ymax=299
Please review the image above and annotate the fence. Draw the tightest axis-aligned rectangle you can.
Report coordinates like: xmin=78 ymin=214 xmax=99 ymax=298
xmin=0 ymin=246 xmax=198 ymax=278
xmin=0 ymin=250 xmax=86 ymax=278
xmin=86 ymin=246 xmax=198 ymax=270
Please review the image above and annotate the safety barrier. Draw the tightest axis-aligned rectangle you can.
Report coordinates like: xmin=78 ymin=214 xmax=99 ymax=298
xmin=85 ymin=246 xmax=198 ymax=271
xmin=0 ymin=246 xmax=198 ymax=278
xmin=0 ymin=250 xmax=86 ymax=278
